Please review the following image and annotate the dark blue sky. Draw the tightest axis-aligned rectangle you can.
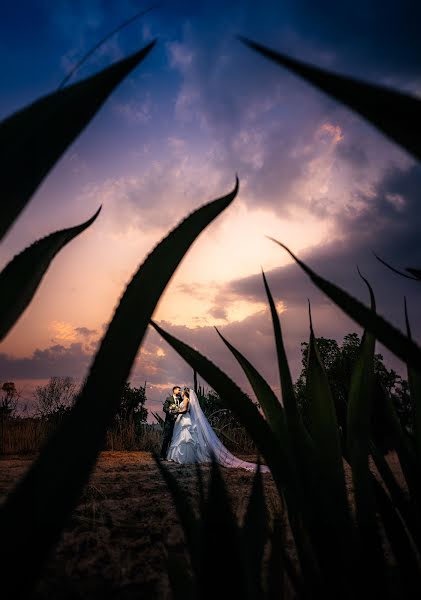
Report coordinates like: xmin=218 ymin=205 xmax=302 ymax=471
xmin=1 ymin=1 xmax=420 ymax=412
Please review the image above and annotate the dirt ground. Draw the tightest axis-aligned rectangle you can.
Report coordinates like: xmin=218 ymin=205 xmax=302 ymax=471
xmin=0 ymin=451 xmax=405 ymax=599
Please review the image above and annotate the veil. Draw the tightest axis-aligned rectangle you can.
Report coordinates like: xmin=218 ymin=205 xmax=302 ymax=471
xmin=188 ymin=388 xmax=270 ymax=473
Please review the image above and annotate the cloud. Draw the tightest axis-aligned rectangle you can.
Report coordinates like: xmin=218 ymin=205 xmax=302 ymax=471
xmin=0 ymin=343 xmax=92 ymax=380
xmin=74 ymin=326 xmax=98 ymax=337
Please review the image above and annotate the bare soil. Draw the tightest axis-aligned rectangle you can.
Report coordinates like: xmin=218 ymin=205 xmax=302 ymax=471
xmin=0 ymin=450 xmax=405 ymax=599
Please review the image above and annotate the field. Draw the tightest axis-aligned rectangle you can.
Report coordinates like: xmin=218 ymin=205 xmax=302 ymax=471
xmin=0 ymin=450 xmax=405 ymax=599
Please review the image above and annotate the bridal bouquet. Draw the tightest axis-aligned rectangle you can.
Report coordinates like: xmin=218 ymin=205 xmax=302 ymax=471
xmin=169 ymin=402 xmax=178 ymax=413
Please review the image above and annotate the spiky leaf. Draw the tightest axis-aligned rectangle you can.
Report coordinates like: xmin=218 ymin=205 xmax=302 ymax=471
xmin=0 ymin=41 xmax=155 ymax=240
xmin=271 ymin=239 xmax=421 ymax=372
xmin=239 ymin=37 xmax=421 ymax=162
xmin=0 ymin=207 xmax=101 ymax=341
xmin=0 ymin=179 xmax=238 ymax=597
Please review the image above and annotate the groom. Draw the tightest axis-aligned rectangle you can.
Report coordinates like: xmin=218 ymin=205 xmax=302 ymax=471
xmin=159 ymin=385 xmax=181 ymax=460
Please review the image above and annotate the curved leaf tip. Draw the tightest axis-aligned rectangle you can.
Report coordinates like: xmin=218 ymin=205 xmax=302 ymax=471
xmin=404 ymin=296 xmax=412 ymax=340
xmin=356 ymin=266 xmax=376 ymax=313
xmin=307 ymin=298 xmax=314 ymax=333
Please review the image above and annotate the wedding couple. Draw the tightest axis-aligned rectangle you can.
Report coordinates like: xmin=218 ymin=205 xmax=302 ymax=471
xmin=159 ymin=385 xmax=269 ymax=472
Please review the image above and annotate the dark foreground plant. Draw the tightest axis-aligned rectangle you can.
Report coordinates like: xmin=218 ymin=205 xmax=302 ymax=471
xmin=146 ymin=36 xmax=421 ymax=599
xmin=0 ymin=31 xmax=240 ymax=597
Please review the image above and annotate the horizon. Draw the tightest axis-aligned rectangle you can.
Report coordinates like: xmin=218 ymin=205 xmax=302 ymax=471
xmin=1 ymin=0 xmax=420 ymax=421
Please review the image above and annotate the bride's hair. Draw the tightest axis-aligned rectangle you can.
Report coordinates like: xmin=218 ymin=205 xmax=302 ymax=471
xmin=183 ymin=388 xmax=190 ymax=398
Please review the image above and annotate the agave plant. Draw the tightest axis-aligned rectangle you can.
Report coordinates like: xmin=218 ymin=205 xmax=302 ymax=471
xmin=0 ymin=29 xmax=242 ymax=597
xmin=150 ymin=38 xmax=421 ymax=599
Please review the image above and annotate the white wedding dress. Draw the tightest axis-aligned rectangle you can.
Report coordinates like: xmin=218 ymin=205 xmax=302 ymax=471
xmin=166 ymin=388 xmax=270 ymax=473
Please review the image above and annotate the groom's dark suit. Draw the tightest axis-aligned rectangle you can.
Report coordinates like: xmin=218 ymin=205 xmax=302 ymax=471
xmin=160 ymin=394 xmax=180 ymax=459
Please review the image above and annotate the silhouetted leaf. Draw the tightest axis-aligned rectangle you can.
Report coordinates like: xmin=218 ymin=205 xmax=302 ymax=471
xmin=405 ymin=297 xmax=421 ymax=463
xmin=58 ymin=5 xmax=158 ymax=89
xmin=0 ymin=207 xmax=101 ymax=341
xmin=406 ymin=268 xmax=421 ymax=280
xmin=199 ymin=459 xmax=250 ymax=600
xmin=346 ymin=270 xmax=387 ymax=590
xmin=239 ymin=37 xmax=421 ymax=162
xmin=270 ymin=239 xmax=421 ymax=372
xmin=370 ymin=440 xmax=421 ymax=554
xmin=0 ymin=179 xmax=238 ymax=597
xmin=215 ymin=327 xmax=286 ymax=439
xmin=373 ymin=252 xmax=419 ymax=281
xmin=371 ymin=473 xmax=421 ymax=595
xmin=242 ymin=462 xmax=269 ymax=597
xmin=0 ymin=41 xmax=155 ymax=240
xmin=261 ymin=271 xmax=349 ymax=590
xmin=150 ymin=319 xmax=353 ymax=595
xmin=305 ymin=302 xmax=351 ymax=529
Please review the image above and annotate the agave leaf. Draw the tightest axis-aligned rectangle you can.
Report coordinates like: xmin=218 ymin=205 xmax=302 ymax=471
xmin=261 ymin=271 xmax=350 ymax=584
xmin=241 ymin=462 xmax=269 ymax=597
xmin=0 ymin=207 xmax=101 ymax=341
xmin=345 ymin=272 xmax=386 ymax=583
xmin=0 ymin=41 xmax=155 ymax=241
xmin=373 ymin=252 xmax=419 ymax=281
xmin=377 ymin=378 xmax=421 ymax=503
xmin=195 ymin=462 xmax=206 ymax=517
xmin=270 ymin=239 xmax=421 ymax=372
xmin=151 ymin=411 xmax=165 ymax=427
xmin=304 ymin=301 xmax=351 ymax=527
xmin=371 ymin=472 xmax=421 ymax=595
xmin=261 ymin=270 xmax=301 ymax=426
xmin=405 ymin=297 xmax=421 ymax=464
xmin=58 ymin=5 xmax=158 ymax=89
xmin=239 ymin=37 xmax=421 ymax=162
xmin=150 ymin=320 xmax=360 ymax=594
xmin=166 ymin=547 xmax=194 ymax=600
xmin=0 ymin=179 xmax=238 ymax=597
xmin=406 ymin=268 xmax=421 ymax=280
xmin=214 ymin=327 xmax=286 ymax=439
xmin=369 ymin=440 xmax=421 ymax=553
xmin=153 ymin=454 xmax=199 ymax=560
xmin=266 ymin=516 xmax=286 ymax=600
xmin=199 ymin=458 xmax=250 ymax=600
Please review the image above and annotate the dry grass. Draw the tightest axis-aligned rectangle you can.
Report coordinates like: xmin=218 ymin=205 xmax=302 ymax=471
xmin=0 ymin=450 xmax=406 ymax=599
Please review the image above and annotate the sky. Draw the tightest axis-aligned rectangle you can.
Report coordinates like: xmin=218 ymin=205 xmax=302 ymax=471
xmin=1 ymin=0 xmax=420 ymax=420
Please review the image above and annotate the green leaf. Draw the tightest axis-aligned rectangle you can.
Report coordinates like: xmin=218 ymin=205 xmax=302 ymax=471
xmin=261 ymin=270 xmax=301 ymax=426
xmin=153 ymin=453 xmax=198 ymax=560
xmin=0 ymin=178 xmax=238 ymax=597
xmin=199 ymin=459 xmax=250 ymax=600
xmin=0 ymin=40 xmax=155 ymax=241
xmin=262 ymin=271 xmax=362 ymax=593
xmin=214 ymin=326 xmax=286 ymax=439
xmin=304 ymin=301 xmax=351 ymax=527
xmin=373 ymin=252 xmax=420 ymax=281
xmin=149 ymin=320 xmax=356 ymax=594
xmin=345 ymin=272 xmax=386 ymax=582
xmin=369 ymin=440 xmax=421 ymax=553
xmin=0 ymin=207 xmax=101 ymax=342
xmin=266 ymin=516 xmax=303 ymax=598
xmin=405 ymin=297 xmax=421 ymax=464
xmin=241 ymin=462 xmax=269 ymax=597
xmin=371 ymin=472 xmax=421 ymax=595
xmin=406 ymin=268 xmax=421 ymax=280
xmin=239 ymin=37 xmax=421 ymax=162
xmin=270 ymin=239 xmax=421 ymax=372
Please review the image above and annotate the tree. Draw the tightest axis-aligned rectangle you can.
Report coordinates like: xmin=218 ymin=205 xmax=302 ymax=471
xmin=294 ymin=333 xmax=411 ymax=452
xmin=114 ymin=381 xmax=148 ymax=432
xmin=34 ymin=376 xmax=78 ymax=420
xmin=0 ymin=382 xmax=20 ymax=420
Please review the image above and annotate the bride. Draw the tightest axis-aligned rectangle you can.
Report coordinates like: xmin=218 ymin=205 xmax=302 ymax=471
xmin=166 ymin=387 xmax=269 ymax=473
